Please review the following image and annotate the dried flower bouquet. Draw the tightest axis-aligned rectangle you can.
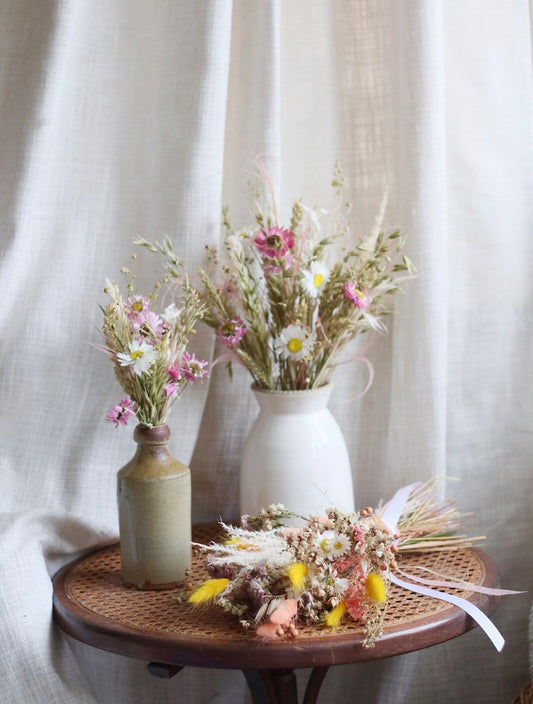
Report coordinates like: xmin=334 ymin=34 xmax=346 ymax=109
xmin=137 ymin=165 xmax=415 ymax=391
xmin=100 ymin=258 xmax=208 ymax=428
xmin=186 ymin=480 xmax=485 ymax=647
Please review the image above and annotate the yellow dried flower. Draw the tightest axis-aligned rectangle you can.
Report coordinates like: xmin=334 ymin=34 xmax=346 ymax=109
xmin=287 ymin=562 xmax=308 ymax=590
xmin=365 ymin=573 xmax=386 ymax=603
xmin=324 ymin=602 xmax=347 ymax=628
xmin=188 ymin=578 xmax=229 ymax=605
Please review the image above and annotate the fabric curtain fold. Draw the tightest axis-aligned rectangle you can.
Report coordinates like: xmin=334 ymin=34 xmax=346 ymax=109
xmin=0 ymin=1 xmax=531 ymax=702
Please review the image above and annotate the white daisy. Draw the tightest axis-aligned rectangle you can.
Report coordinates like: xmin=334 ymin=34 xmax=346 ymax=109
xmin=316 ymin=530 xmax=351 ymax=559
xmin=117 ymin=340 xmax=157 ymax=375
xmin=301 ymin=261 xmax=330 ymax=298
xmin=273 ymin=324 xmax=315 ymax=361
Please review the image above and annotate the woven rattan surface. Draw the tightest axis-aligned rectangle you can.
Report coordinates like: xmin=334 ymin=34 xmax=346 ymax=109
xmin=53 ymin=524 xmax=500 ymax=670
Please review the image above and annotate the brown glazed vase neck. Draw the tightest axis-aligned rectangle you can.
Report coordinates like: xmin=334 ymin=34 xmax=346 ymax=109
xmin=133 ymin=424 xmax=171 ymax=446
xmin=122 ymin=424 xmax=186 ymax=481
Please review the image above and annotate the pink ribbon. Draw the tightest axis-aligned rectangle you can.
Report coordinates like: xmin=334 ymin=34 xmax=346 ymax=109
xmin=341 ymin=354 xmax=375 ymax=402
xmin=334 ymin=333 xmax=378 ymax=403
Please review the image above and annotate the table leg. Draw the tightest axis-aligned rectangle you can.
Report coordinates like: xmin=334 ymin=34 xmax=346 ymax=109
xmin=146 ymin=662 xmax=183 ymax=679
xmin=243 ymin=669 xmax=298 ymax=704
xmin=149 ymin=663 xmax=328 ymax=704
xmin=242 ymin=670 xmax=277 ymax=704
xmin=303 ymin=666 xmax=329 ymax=704
xmin=268 ymin=669 xmax=298 ymax=704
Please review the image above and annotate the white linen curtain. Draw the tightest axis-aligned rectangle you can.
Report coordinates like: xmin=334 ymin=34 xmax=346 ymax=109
xmin=1 ymin=1 xmax=531 ymax=702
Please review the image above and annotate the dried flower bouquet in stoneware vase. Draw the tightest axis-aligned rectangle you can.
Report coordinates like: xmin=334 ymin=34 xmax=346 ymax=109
xmin=99 ymin=258 xmax=208 ymax=589
xmin=138 ymin=164 xmax=415 ymax=520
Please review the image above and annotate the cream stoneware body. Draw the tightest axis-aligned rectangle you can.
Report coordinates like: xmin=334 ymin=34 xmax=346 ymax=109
xmin=117 ymin=424 xmax=191 ymax=589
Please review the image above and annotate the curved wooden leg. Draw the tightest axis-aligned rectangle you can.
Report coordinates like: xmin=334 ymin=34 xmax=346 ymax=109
xmin=243 ymin=669 xmax=278 ymax=704
xmin=303 ymin=666 xmax=329 ymax=704
xmin=269 ymin=669 xmax=298 ymax=704
xmin=259 ymin=666 xmax=328 ymax=703
xmin=244 ymin=668 xmax=299 ymax=704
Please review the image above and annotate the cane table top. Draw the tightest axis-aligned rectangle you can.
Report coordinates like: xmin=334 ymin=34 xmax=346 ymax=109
xmin=52 ymin=523 xmax=500 ymax=672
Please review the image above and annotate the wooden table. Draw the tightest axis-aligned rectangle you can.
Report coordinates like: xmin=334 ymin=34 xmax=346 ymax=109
xmin=52 ymin=525 xmax=501 ymax=704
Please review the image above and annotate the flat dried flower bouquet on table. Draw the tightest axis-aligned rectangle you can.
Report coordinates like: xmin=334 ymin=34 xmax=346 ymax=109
xmin=184 ymin=480 xmax=519 ymax=650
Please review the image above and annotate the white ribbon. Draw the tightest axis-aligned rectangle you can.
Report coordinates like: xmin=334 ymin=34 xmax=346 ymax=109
xmin=378 ymin=482 xmax=524 ymax=652
xmin=395 ymin=566 xmax=525 ymax=597
xmin=389 ymin=573 xmax=506 ymax=652
xmin=379 ymin=481 xmax=422 ymax=533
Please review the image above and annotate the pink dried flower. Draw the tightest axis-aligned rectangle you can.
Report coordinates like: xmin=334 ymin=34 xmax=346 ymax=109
xmin=131 ymin=310 xmax=165 ymax=341
xmin=106 ymin=397 xmax=136 ymax=428
xmin=181 ymin=352 xmax=209 ymax=382
xmin=344 ymin=583 xmax=367 ymax=622
xmin=256 ymin=599 xmax=298 ymax=639
xmin=216 ymin=318 xmax=246 ymax=348
xmin=351 ymin=523 xmax=365 ymax=545
xmin=165 ymin=365 xmax=184 ymax=397
xmin=256 ymin=622 xmax=280 ymax=639
xmin=333 ymin=554 xmax=360 ymax=574
xmin=345 ymin=282 xmax=371 ymax=309
xmin=168 ymin=365 xmax=183 ymax=380
xmin=254 ymin=226 xmax=294 ymax=260
xmin=125 ymin=295 xmax=151 ymax=318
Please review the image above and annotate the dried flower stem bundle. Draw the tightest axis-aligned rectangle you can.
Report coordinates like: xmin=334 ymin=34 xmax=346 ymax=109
xmin=393 ymin=478 xmax=486 ymax=552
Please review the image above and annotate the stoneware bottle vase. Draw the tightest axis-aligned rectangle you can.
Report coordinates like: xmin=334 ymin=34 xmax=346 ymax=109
xmin=117 ymin=423 xmax=191 ymax=589
xmin=240 ymin=382 xmax=355 ymax=520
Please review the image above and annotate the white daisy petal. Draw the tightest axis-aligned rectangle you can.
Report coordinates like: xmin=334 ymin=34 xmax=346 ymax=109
xmin=273 ymin=324 xmax=315 ymax=361
xmin=315 ymin=530 xmax=350 ymax=558
xmin=301 ymin=261 xmax=330 ymax=298
xmin=117 ymin=340 xmax=157 ymax=375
